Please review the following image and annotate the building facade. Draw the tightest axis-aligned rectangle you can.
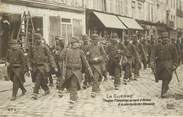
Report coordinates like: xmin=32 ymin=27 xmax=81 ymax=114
xmin=0 ymin=0 xmax=85 ymax=46
xmin=1 ymin=0 xmax=183 ymax=44
xmin=176 ymin=0 xmax=183 ymax=34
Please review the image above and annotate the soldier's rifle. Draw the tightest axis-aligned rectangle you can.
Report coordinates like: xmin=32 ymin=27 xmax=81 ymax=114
xmin=61 ymin=38 xmax=68 ymax=81
xmin=174 ymin=69 xmax=180 ymax=82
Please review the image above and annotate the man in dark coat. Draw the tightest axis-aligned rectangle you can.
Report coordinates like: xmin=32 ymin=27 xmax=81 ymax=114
xmin=6 ymin=39 xmax=27 ymax=101
xmin=151 ymin=32 xmax=178 ymax=98
xmin=106 ymin=34 xmax=125 ymax=89
xmin=88 ymin=34 xmax=108 ymax=97
xmin=29 ymin=33 xmax=57 ymax=100
xmin=59 ymin=37 xmax=93 ymax=104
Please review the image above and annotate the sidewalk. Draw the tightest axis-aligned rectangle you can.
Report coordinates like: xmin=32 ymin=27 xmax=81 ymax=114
xmin=0 ymin=63 xmax=32 ymax=92
xmin=0 ymin=75 xmax=32 ymax=93
xmin=0 ymin=64 xmax=7 ymax=81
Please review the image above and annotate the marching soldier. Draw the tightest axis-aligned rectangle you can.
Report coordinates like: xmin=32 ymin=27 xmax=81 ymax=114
xmin=59 ymin=37 xmax=93 ymax=104
xmin=6 ymin=39 xmax=27 ymax=101
xmin=151 ymin=32 xmax=178 ymax=98
xmin=29 ymin=33 xmax=57 ymax=100
xmin=52 ymin=36 xmax=65 ymax=94
xmin=99 ymin=37 xmax=109 ymax=81
xmin=81 ymin=35 xmax=92 ymax=89
xmin=124 ymin=35 xmax=139 ymax=81
xmin=88 ymin=34 xmax=108 ymax=97
xmin=171 ymin=38 xmax=181 ymax=66
xmin=42 ymin=39 xmax=54 ymax=87
xmin=132 ymin=35 xmax=141 ymax=79
xmin=139 ymin=38 xmax=148 ymax=69
xmin=106 ymin=33 xmax=125 ymax=89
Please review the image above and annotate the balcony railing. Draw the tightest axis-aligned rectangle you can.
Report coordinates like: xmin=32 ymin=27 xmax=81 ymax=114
xmin=2 ymin=0 xmax=85 ymax=12
xmin=36 ymin=0 xmax=84 ymax=8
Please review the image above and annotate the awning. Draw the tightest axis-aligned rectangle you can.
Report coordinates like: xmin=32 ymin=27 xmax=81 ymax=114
xmin=118 ymin=16 xmax=143 ymax=30
xmin=93 ymin=11 xmax=127 ymax=29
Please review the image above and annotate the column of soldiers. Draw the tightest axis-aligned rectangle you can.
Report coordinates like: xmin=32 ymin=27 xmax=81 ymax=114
xmin=6 ymin=31 xmax=181 ymax=103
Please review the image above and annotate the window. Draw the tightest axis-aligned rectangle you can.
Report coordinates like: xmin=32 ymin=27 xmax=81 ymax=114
xmin=61 ymin=18 xmax=72 ymax=46
xmin=73 ymin=19 xmax=82 ymax=37
xmin=61 ymin=18 xmax=71 ymax=23
xmin=132 ymin=1 xmax=135 ymax=8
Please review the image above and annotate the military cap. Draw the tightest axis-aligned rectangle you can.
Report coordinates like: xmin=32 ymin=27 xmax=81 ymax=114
xmin=82 ymin=35 xmax=91 ymax=41
xmin=71 ymin=37 xmax=79 ymax=43
xmin=34 ymin=33 xmax=42 ymax=40
xmin=124 ymin=34 xmax=129 ymax=39
xmin=161 ymin=32 xmax=169 ymax=38
xmin=2 ymin=14 xmax=9 ymax=20
xmin=9 ymin=39 xmax=18 ymax=45
xmin=132 ymin=34 xmax=137 ymax=38
xmin=91 ymin=34 xmax=99 ymax=40
xmin=111 ymin=33 xmax=119 ymax=38
xmin=55 ymin=36 xmax=64 ymax=40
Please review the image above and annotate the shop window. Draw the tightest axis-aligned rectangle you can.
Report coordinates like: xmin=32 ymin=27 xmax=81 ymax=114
xmin=61 ymin=18 xmax=72 ymax=46
xmin=0 ymin=13 xmax=21 ymax=39
xmin=0 ymin=13 xmax=21 ymax=59
xmin=32 ymin=16 xmax=43 ymax=35
xmin=73 ymin=19 xmax=82 ymax=38
xmin=132 ymin=1 xmax=135 ymax=8
xmin=49 ymin=16 xmax=61 ymax=46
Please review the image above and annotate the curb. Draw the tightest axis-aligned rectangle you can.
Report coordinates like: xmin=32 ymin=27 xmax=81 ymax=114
xmin=0 ymin=83 xmax=32 ymax=93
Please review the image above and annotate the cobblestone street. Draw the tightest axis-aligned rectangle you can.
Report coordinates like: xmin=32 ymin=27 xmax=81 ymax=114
xmin=0 ymin=66 xmax=183 ymax=117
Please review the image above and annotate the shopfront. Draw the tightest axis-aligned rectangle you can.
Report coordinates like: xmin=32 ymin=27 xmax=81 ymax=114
xmin=0 ymin=1 xmax=85 ymax=48
xmin=118 ymin=16 xmax=143 ymax=40
xmin=86 ymin=9 xmax=127 ymax=40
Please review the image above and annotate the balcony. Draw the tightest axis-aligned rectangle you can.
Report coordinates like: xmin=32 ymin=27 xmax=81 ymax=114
xmin=1 ymin=0 xmax=85 ymax=13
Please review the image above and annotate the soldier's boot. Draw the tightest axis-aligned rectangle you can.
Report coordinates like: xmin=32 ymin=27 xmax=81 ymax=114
xmin=91 ymin=92 xmax=96 ymax=98
xmin=21 ymin=89 xmax=27 ymax=96
xmin=49 ymin=83 xmax=54 ymax=87
xmin=44 ymin=90 xmax=50 ymax=95
xmin=164 ymin=81 xmax=170 ymax=94
xmin=161 ymin=81 xmax=168 ymax=98
xmin=58 ymin=90 xmax=64 ymax=98
xmin=134 ymin=74 xmax=138 ymax=80
xmin=82 ymin=82 xmax=88 ymax=89
xmin=10 ymin=96 xmax=16 ymax=101
xmin=70 ymin=92 xmax=78 ymax=104
xmin=10 ymin=90 xmax=17 ymax=101
xmin=114 ymin=85 xmax=120 ymax=90
xmin=70 ymin=100 xmax=77 ymax=104
xmin=123 ymin=79 xmax=127 ymax=85
xmin=32 ymin=93 xmax=38 ymax=100
xmin=11 ymin=83 xmax=18 ymax=101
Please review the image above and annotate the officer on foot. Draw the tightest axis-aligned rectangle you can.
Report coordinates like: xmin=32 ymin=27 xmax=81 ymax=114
xmin=151 ymin=32 xmax=178 ymax=98
xmin=6 ymin=39 xmax=27 ymax=101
